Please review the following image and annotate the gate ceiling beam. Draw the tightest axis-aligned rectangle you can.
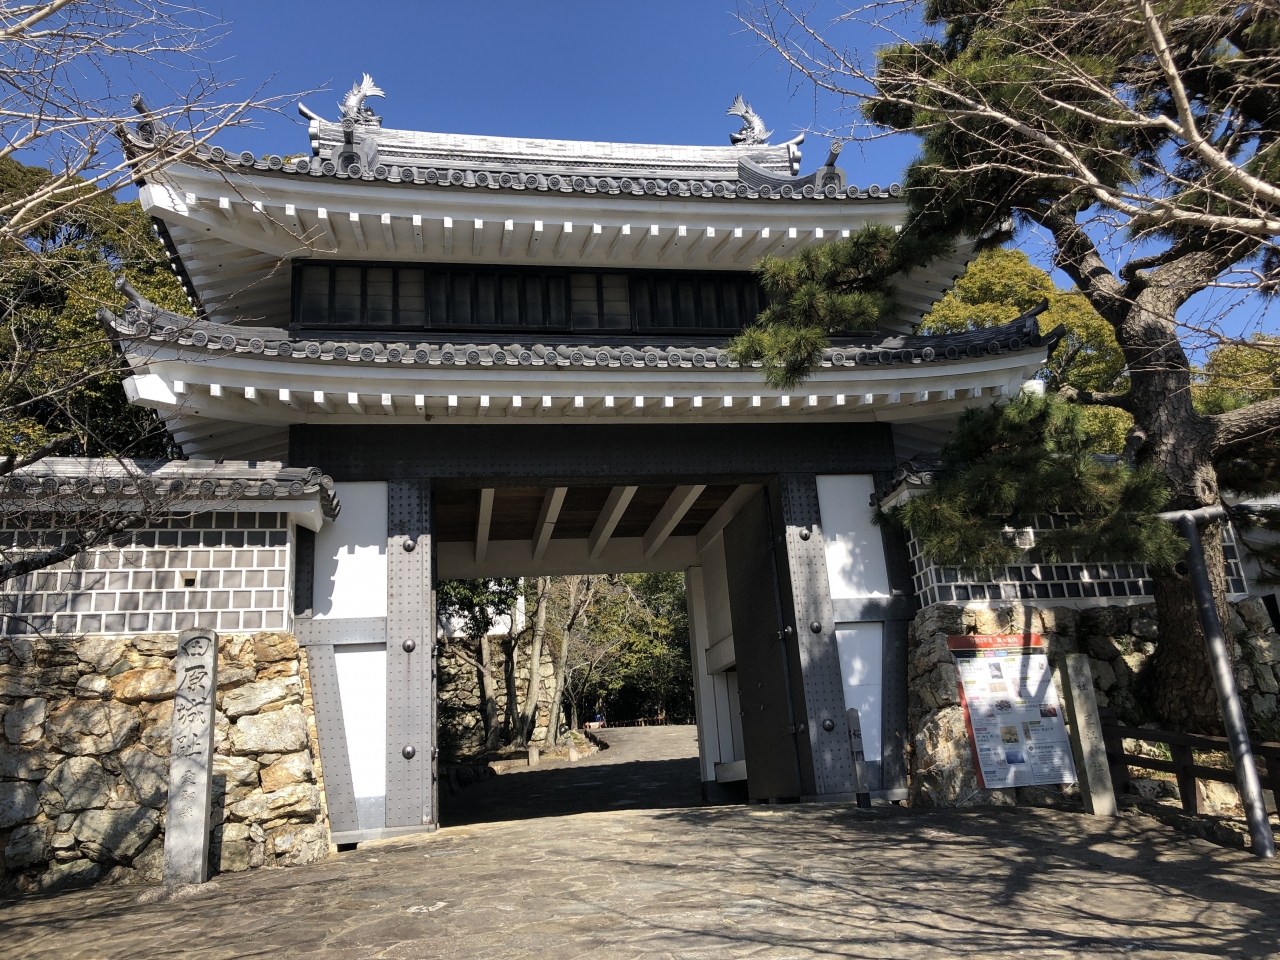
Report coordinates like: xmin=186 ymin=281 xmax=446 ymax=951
xmin=532 ymin=486 xmax=568 ymax=561
xmin=643 ymin=484 xmax=706 ymax=558
xmin=695 ymin=483 xmax=762 ymax=553
xmin=588 ymin=485 xmax=637 ymax=559
xmin=475 ymin=487 xmax=495 ymax=563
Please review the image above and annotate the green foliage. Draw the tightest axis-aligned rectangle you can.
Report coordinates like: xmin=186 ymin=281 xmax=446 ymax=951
xmin=920 ymin=247 xmax=1133 ymax=451
xmin=883 ymin=393 xmax=1184 ymax=572
xmin=1194 ymin=335 xmax=1280 ymax=415
xmin=437 ymin=578 xmax=520 ymax=641
xmin=728 ymin=224 xmax=949 ymax=388
xmin=0 ymin=157 xmax=191 ymax=458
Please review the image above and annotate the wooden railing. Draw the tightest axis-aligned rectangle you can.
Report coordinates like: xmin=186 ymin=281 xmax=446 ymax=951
xmin=1101 ymin=715 xmax=1280 ymax=815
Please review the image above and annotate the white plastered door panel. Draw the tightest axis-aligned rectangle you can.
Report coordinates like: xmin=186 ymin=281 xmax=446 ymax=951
xmin=816 ymin=475 xmax=892 ymax=786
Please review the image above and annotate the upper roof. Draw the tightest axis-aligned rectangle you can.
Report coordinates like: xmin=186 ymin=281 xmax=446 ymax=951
xmin=129 ymin=77 xmax=900 ymax=204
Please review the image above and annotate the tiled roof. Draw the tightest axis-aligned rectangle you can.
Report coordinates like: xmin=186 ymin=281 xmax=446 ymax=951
xmin=102 ymin=279 xmax=1060 ymax=372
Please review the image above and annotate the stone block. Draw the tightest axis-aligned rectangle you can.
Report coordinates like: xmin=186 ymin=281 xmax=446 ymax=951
xmin=75 ymin=674 xmax=111 ymax=699
xmin=1238 ymin=598 xmax=1277 ymax=636
xmin=213 ymin=753 xmax=260 ymax=789
xmin=46 ymin=700 xmax=139 ymax=755
xmin=0 ymin=742 xmax=52 ymax=780
xmin=132 ymin=837 xmax=164 ymax=883
xmin=919 ymin=662 xmax=961 ymax=711
xmin=38 ymin=858 xmax=100 ymax=891
xmin=140 ymin=699 xmax=173 ymax=755
xmin=1038 ymin=606 xmax=1079 ymax=639
xmin=230 ymin=783 xmax=321 ymax=822
xmin=1086 ymin=634 xmax=1123 ymax=660
xmin=252 ymin=632 xmax=299 ymax=664
xmin=75 ymin=635 xmax=130 ymax=673
xmin=4 ymin=697 xmax=45 ymax=744
xmin=73 ymin=805 xmax=160 ymax=862
xmin=222 ymin=678 xmax=299 ymax=720
xmin=1132 ymin=617 xmax=1159 ymax=640
xmin=1089 ymin=658 xmax=1116 ymax=691
xmin=0 ymin=781 xmax=39 ymax=828
xmin=4 ymin=821 xmax=52 ymax=870
xmin=1257 ymin=664 xmax=1279 ymax=695
xmin=266 ymin=821 xmax=328 ymax=866
xmin=259 ymin=751 xmax=314 ymax=792
xmin=229 ymin=704 xmax=307 ymax=756
xmin=110 ymin=668 xmax=176 ymax=704
xmin=119 ymin=745 xmax=169 ymax=809
xmin=1250 ymin=692 xmax=1277 ymax=719
xmin=910 ymin=633 xmax=954 ymax=679
xmin=1246 ymin=633 xmax=1280 ymax=665
xmin=916 ymin=604 xmax=964 ymax=639
xmin=216 ymin=664 xmax=256 ymax=690
xmin=132 ymin=635 xmax=178 ymax=657
xmin=39 ymin=756 xmax=114 ymax=814
xmin=1079 ymin=606 xmax=1130 ymax=639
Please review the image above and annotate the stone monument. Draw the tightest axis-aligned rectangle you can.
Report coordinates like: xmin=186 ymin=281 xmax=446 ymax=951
xmin=162 ymin=629 xmax=219 ymax=885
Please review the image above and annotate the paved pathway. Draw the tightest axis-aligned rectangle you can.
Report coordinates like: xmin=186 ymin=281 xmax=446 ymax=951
xmin=440 ymin=725 xmax=702 ymax=826
xmin=4 ymin=727 xmax=1280 ymax=959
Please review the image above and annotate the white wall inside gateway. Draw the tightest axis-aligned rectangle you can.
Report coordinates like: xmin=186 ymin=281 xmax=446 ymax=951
xmin=835 ymin=623 xmax=884 ymax=763
xmin=313 ymin=482 xmax=387 ymax=619
xmin=334 ymin=643 xmax=387 ymax=827
xmin=815 ymin=475 xmax=891 ymax=599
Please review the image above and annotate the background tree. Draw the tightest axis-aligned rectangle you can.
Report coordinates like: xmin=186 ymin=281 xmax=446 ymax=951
xmin=0 ymin=3 xmax=294 ymax=591
xmin=436 ymin=578 xmax=520 ymax=751
xmin=739 ymin=0 xmax=1280 ymax=733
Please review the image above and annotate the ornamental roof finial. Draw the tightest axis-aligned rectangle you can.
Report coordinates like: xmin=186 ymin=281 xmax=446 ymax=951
xmin=726 ymin=94 xmax=771 ymax=146
xmin=340 ymin=73 xmax=385 ymax=124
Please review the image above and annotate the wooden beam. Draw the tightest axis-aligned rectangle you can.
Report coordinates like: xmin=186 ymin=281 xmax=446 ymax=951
xmin=472 ymin=218 xmax=484 ymax=256
xmin=475 ymin=488 xmax=495 ymax=563
xmin=532 ymin=487 xmax=568 ymax=561
xmin=587 ymin=485 xmax=637 ymax=559
xmin=708 ymin=227 xmax=741 ymax=263
xmin=683 ymin=226 xmax=713 ymax=262
xmin=607 ymin=223 xmax=630 ymax=260
xmin=658 ymin=225 xmax=687 ymax=261
xmin=528 ymin=220 xmax=543 ymax=256
xmin=553 ymin=221 xmax=573 ymax=259
xmin=643 ymin=485 xmax=705 ymax=558
xmin=442 ymin=216 xmax=453 ymax=255
xmin=316 ymin=208 xmax=338 ymax=250
xmin=251 ymin=201 xmax=274 ymax=235
xmin=381 ymin=213 xmax=395 ymax=252
xmin=733 ymin=227 xmax=766 ymax=263
xmin=412 ymin=214 xmax=423 ymax=254
xmin=580 ymin=222 xmax=603 ymax=258
xmin=348 ymin=211 xmax=367 ymax=251
xmin=500 ymin=219 xmax=514 ymax=257
xmin=218 ymin=196 xmax=238 ymax=223
xmin=632 ymin=224 xmax=659 ymax=260
xmin=695 ymin=484 xmax=762 ymax=553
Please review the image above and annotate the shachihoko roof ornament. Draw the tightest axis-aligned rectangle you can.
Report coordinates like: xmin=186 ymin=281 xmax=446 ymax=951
xmin=340 ymin=73 xmax=385 ymax=124
xmin=727 ymin=94 xmax=771 ymax=146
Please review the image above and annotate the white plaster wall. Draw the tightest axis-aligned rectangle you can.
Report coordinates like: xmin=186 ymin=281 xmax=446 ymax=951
xmin=313 ymin=482 xmax=387 ymax=619
xmin=816 ymin=475 xmax=891 ymax=599
xmin=334 ymin=643 xmax=387 ymax=822
xmin=835 ymin=623 xmax=884 ymax=764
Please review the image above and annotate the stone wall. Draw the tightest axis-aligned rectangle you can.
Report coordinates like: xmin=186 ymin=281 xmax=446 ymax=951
xmin=0 ymin=630 xmax=328 ymax=893
xmin=437 ymin=644 xmax=558 ymax=758
xmin=906 ymin=597 xmax=1280 ymax=808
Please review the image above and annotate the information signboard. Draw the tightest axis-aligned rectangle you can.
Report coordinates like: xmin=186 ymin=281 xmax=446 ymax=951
xmin=948 ymin=634 xmax=1077 ymax=790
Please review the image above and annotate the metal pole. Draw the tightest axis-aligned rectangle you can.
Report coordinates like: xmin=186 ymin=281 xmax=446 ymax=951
xmin=1159 ymin=505 xmax=1276 ymax=858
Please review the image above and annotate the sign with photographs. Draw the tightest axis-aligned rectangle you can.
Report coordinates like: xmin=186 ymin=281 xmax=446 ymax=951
xmin=948 ymin=634 xmax=1077 ymax=790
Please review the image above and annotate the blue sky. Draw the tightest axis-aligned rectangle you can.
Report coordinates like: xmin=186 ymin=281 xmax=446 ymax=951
xmin=199 ymin=2 xmax=917 ymax=186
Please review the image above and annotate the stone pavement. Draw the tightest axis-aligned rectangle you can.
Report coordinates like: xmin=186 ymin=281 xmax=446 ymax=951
xmin=441 ymin=725 xmax=702 ymax=826
xmin=3 ymin=726 xmax=1280 ymax=959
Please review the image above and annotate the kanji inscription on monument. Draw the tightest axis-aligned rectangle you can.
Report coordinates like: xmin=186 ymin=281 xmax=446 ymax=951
xmin=162 ymin=628 xmax=218 ymax=885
